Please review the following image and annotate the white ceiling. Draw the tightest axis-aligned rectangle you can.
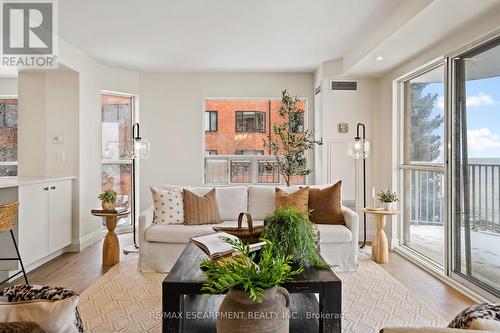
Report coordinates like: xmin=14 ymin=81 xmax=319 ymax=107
xmin=58 ymin=0 xmax=402 ymax=72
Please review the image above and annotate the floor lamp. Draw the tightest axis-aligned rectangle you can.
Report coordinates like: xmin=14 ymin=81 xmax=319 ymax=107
xmin=348 ymin=123 xmax=370 ymax=249
xmin=123 ymin=123 xmax=151 ymax=254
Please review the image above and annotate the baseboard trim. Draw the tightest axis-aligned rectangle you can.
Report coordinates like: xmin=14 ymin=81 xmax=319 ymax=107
xmin=68 ymin=229 xmax=105 ymax=252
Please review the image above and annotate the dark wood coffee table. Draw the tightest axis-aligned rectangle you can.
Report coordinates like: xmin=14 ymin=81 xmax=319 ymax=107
xmin=162 ymin=242 xmax=342 ymax=333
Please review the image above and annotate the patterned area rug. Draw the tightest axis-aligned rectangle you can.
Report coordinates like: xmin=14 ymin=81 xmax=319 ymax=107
xmin=79 ymin=254 xmax=446 ymax=332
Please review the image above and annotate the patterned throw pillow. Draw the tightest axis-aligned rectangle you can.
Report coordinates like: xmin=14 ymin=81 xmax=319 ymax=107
xmin=150 ymin=187 xmax=184 ymax=224
xmin=448 ymin=303 xmax=500 ymax=329
xmin=1 ymin=284 xmax=83 ymax=332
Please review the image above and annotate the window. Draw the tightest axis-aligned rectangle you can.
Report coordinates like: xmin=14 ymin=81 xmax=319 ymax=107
xmin=235 ymin=111 xmax=266 ymax=132
xmin=204 ymin=99 xmax=307 ymax=185
xmin=400 ymin=63 xmax=445 ymax=267
xmin=205 ymin=111 xmax=218 ymax=132
xmin=289 ymin=111 xmax=304 ymax=133
xmin=101 ymin=93 xmax=134 ymax=228
xmin=0 ymin=97 xmax=17 ymax=176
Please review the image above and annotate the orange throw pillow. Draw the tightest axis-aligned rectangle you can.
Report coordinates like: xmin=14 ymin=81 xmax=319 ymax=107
xmin=183 ymin=188 xmax=221 ymax=225
xmin=308 ymin=181 xmax=344 ymax=225
xmin=275 ymin=187 xmax=309 ymax=214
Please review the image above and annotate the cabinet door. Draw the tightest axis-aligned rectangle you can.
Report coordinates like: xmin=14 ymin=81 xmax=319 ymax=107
xmin=48 ymin=180 xmax=72 ymax=253
xmin=18 ymin=183 xmax=49 ymax=265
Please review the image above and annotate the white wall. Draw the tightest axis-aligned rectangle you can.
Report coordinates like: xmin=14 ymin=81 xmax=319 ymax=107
xmin=315 ymin=73 xmax=379 ymax=240
xmin=139 ymin=72 xmax=314 ymax=210
xmin=0 ymin=78 xmax=17 ymax=96
xmin=375 ymin=8 xmax=500 ymax=248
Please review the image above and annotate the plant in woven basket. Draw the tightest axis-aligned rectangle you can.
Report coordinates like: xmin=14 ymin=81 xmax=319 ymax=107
xmin=262 ymin=207 xmax=329 ymax=269
xmin=263 ymin=90 xmax=323 ymax=186
xmin=201 ymin=237 xmax=302 ymax=302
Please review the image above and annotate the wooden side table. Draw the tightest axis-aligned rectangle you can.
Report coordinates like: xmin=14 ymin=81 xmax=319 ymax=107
xmin=361 ymin=208 xmax=399 ymax=264
xmin=91 ymin=209 xmax=130 ymax=266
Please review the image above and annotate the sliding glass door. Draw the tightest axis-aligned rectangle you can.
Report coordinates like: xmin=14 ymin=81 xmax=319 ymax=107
xmin=401 ymin=63 xmax=446 ymax=268
xmin=452 ymin=37 xmax=500 ymax=297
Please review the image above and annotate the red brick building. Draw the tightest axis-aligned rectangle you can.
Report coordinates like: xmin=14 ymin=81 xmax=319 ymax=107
xmin=204 ymin=99 xmax=305 ymax=156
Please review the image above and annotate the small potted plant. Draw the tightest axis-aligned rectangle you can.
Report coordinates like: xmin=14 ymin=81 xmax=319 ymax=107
xmin=98 ymin=190 xmax=117 ymax=210
xmin=262 ymin=207 xmax=329 ymax=269
xmin=378 ymin=189 xmax=399 ymax=210
xmin=201 ymin=238 xmax=302 ymax=333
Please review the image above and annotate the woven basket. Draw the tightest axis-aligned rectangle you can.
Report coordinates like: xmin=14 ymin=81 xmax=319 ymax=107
xmin=0 ymin=202 xmax=19 ymax=233
xmin=213 ymin=212 xmax=264 ymax=244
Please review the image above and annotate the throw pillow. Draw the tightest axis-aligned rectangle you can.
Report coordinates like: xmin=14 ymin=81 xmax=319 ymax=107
xmin=308 ymin=182 xmax=344 ymax=225
xmin=448 ymin=303 xmax=500 ymax=329
xmin=183 ymin=188 xmax=221 ymax=225
xmin=0 ymin=284 xmax=83 ymax=333
xmin=150 ymin=187 xmax=184 ymax=224
xmin=275 ymin=187 xmax=309 ymax=213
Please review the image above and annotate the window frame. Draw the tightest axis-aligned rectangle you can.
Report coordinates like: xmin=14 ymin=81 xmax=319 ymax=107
xmin=100 ymin=91 xmax=136 ymax=232
xmin=205 ymin=111 xmax=218 ymax=132
xmin=235 ymin=111 xmax=266 ymax=133
xmin=397 ymin=59 xmax=448 ymax=274
xmin=0 ymin=95 xmax=18 ymax=177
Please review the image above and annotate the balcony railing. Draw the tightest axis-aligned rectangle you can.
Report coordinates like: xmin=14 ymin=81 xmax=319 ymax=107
xmin=409 ymin=164 xmax=500 ymax=234
xmin=409 ymin=169 xmax=444 ymax=226
xmin=469 ymin=163 xmax=500 ymax=233
xmin=204 ymin=155 xmax=305 ymax=185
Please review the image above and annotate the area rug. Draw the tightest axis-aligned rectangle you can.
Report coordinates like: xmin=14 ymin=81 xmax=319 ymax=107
xmin=79 ymin=254 xmax=446 ymax=332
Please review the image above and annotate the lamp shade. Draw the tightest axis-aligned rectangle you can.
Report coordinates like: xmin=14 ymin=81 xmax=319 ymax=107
xmin=347 ymin=138 xmax=370 ymax=159
xmin=131 ymin=138 xmax=151 ymax=159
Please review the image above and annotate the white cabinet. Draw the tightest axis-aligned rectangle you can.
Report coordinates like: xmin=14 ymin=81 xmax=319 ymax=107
xmin=18 ymin=179 xmax=72 ymax=266
xmin=48 ymin=180 xmax=72 ymax=253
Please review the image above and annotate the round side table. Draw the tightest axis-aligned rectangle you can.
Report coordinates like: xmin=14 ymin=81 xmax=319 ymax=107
xmin=361 ymin=208 xmax=399 ymax=264
xmin=91 ymin=209 xmax=130 ymax=266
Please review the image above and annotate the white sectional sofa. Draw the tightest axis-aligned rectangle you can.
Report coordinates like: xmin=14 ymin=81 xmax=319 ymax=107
xmin=138 ymin=185 xmax=359 ymax=272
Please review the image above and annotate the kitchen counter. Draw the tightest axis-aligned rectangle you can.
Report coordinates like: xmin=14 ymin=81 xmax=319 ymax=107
xmin=0 ymin=176 xmax=75 ymax=189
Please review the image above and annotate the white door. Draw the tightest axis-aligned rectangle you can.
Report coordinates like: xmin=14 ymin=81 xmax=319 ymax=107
xmin=18 ymin=183 xmax=49 ymax=265
xmin=48 ymin=180 xmax=72 ymax=253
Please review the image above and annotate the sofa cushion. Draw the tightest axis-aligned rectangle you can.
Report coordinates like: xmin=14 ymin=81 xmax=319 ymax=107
xmin=150 ymin=187 xmax=184 ymax=224
xmin=248 ymin=186 xmax=276 ymax=220
xmin=183 ymin=189 xmax=221 ymax=225
xmin=214 ymin=186 xmax=248 ymax=221
xmin=308 ymin=181 xmax=344 ymax=225
xmin=160 ymin=186 xmax=247 ymax=221
xmin=316 ymin=224 xmax=352 ymax=243
xmin=145 ymin=220 xmax=265 ymax=243
xmin=275 ymin=187 xmax=309 ymax=213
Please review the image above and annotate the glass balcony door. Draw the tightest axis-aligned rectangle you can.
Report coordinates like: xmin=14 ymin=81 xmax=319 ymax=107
xmin=451 ymin=37 xmax=500 ymax=297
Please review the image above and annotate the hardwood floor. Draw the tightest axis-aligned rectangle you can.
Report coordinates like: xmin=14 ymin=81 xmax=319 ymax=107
xmin=4 ymin=233 xmax=475 ymax=321
xmin=380 ymin=252 xmax=475 ymax=321
xmin=5 ymin=233 xmax=137 ymax=294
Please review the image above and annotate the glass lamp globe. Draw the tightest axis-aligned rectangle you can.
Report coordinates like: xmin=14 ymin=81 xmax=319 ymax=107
xmin=131 ymin=138 xmax=151 ymax=159
xmin=347 ymin=138 xmax=370 ymax=159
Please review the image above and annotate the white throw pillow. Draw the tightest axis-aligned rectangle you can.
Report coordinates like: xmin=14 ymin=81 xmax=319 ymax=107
xmin=0 ymin=296 xmax=80 ymax=333
xmin=150 ymin=187 xmax=184 ymax=224
xmin=248 ymin=186 xmax=276 ymax=220
xmin=215 ymin=186 xmax=248 ymax=221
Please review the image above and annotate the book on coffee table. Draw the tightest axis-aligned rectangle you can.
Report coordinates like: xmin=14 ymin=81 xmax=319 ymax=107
xmin=192 ymin=232 xmax=264 ymax=260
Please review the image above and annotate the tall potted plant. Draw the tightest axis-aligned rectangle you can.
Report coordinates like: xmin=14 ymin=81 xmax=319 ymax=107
xmin=264 ymin=90 xmax=322 ymax=186
xmin=201 ymin=238 xmax=302 ymax=333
